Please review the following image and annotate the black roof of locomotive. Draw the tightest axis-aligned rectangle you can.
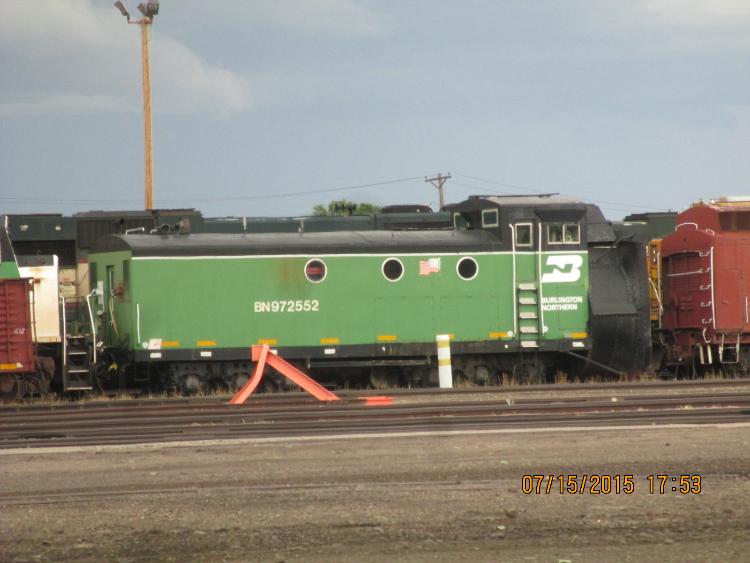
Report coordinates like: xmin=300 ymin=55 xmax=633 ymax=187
xmin=446 ymin=195 xmax=614 ymax=243
xmin=92 ymin=229 xmax=505 ymax=257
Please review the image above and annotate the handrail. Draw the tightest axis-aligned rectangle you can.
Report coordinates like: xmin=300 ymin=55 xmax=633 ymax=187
xmin=136 ymin=303 xmax=141 ymax=344
xmin=60 ymin=295 xmax=67 ymax=370
xmin=666 ymin=268 xmax=709 ymax=277
xmin=537 ymin=223 xmax=545 ymax=335
xmin=656 ymin=250 xmax=662 ymax=329
xmin=509 ymin=225 xmax=517 ymax=338
xmin=648 ymin=278 xmax=663 ymax=316
xmin=85 ymin=290 xmax=98 ymax=364
xmin=676 ymin=222 xmax=698 ymax=230
xmin=709 ymin=246 xmax=716 ymax=330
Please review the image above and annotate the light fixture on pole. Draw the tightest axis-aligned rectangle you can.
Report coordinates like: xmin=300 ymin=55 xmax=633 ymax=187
xmin=114 ymin=1 xmax=159 ymax=210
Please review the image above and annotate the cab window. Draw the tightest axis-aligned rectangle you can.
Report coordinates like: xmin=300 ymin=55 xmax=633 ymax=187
xmin=453 ymin=213 xmax=469 ymax=229
xmin=515 ymin=223 xmax=533 ymax=247
xmin=481 ymin=209 xmax=499 ymax=228
xmin=548 ymin=223 xmax=580 ymax=245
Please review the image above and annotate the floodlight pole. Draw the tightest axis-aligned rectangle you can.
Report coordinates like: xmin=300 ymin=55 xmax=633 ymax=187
xmin=115 ymin=1 xmax=157 ymax=210
xmin=140 ymin=19 xmax=154 ymax=210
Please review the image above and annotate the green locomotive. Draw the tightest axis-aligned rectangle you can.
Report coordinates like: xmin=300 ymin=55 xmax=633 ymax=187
xmin=88 ymin=195 xmax=648 ymax=391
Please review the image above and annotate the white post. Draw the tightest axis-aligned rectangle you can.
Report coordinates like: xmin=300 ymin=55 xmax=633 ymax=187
xmin=436 ymin=334 xmax=453 ymax=388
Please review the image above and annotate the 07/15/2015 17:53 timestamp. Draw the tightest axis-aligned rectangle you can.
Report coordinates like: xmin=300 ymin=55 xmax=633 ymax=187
xmin=521 ymin=474 xmax=702 ymax=495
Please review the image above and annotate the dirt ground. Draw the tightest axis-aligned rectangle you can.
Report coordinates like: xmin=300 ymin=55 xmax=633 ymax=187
xmin=2 ymin=423 xmax=750 ymax=562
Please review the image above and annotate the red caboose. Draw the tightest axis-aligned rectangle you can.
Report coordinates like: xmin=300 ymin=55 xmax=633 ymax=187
xmin=659 ymin=197 xmax=750 ymax=374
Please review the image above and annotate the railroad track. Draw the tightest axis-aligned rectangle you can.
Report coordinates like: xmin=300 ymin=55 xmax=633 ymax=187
xmin=9 ymin=376 xmax=750 ymax=411
xmin=2 ymin=382 xmax=749 ymax=449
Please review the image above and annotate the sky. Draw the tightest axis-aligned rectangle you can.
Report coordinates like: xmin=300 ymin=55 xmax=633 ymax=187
xmin=1 ymin=0 xmax=749 ymax=220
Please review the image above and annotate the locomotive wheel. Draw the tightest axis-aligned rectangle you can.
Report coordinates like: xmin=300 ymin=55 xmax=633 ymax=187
xmin=178 ymin=373 xmax=202 ymax=395
xmin=473 ymin=365 xmax=492 ymax=385
xmin=230 ymin=372 xmax=249 ymax=391
xmin=0 ymin=374 xmax=24 ymax=403
xmin=369 ymin=367 xmax=401 ymax=389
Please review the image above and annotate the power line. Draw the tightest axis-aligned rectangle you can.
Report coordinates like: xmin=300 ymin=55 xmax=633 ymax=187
xmin=453 ymin=172 xmax=669 ymax=212
xmin=0 ymin=176 xmax=424 ymax=206
xmin=168 ymin=176 xmax=424 ymax=203
xmin=453 ymin=172 xmax=548 ymax=194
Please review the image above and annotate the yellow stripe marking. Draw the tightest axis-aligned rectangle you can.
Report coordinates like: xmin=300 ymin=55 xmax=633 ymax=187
xmin=161 ymin=341 xmax=180 ymax=348
xmin=438 ymin=358 xmax=452 ymax=366
xmin=320 ymin=337 xmax=340 ymax=345
xmin=566 ymin=332 xmax=588 ymax=339
xmin=258 ymin=338 xmax=278 ymax=345
xmin=196 ymin=340 xmax=216 ymax=347
xmin=0 ymin=363 xmax=19 ymax=370
xmin=489 ymin=332 xmax=509 ymax=339
xmin=377 ymin=335 xmax=398 ymax=342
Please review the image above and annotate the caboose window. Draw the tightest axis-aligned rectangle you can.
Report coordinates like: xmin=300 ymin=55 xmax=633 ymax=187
xmin=548 ymin=223 xmax=580 ymax=245
xmin=481 ymin=209 xmax=499 ymax=228
xmin=457 ymin=257 xmax=479 ymax=280
xmin=515 ymin=223 xmax=533 ymax=247
xmin=304 ymin=259 xmax=327 ymax=283
xmin=382 ymin=258 xmax=404 ymax=282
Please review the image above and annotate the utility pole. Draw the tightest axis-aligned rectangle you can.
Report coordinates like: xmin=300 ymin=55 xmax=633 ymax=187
xmin=115 ymin=1 xmax=159 ymax=210
xmin=425 ymin=172 xmax=451 ymax=210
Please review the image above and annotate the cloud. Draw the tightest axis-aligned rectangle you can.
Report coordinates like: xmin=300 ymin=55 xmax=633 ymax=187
xmin=252 ymin=0 xmax=386 ymax=36
xmin=175 ymin=0 xmax=387 ymax=37
xmin=588 ymin=0 xmax=750 ymax=51
xmin=636 ymin=0 xmax=750 ymax=28
xmin=0 ymin=0 xmax=252 ymax=117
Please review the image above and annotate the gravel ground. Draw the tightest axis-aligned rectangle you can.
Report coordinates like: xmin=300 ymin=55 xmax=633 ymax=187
xmin=2 ymin=423 xmax=750 ymax=562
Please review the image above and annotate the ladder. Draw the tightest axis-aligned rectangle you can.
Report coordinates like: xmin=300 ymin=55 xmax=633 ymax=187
xmin=517 ymin=282 xmax=541 ymax=348
xmin=61 ymin=297 xmax=93 ymax=392
xmin=719 ymin=333 xmax=740 ymax=364
xmin=510 ymin=221 xmax=544 ymax=349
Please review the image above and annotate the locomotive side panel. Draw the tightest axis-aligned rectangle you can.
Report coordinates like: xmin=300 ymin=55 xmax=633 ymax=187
xmin=713 ymin=239 xmax=750 ymax=333
xmin=118 ymin=253 xmax=560 ymax=351
xmin=91 ymin=243 xmax=591 ymax=371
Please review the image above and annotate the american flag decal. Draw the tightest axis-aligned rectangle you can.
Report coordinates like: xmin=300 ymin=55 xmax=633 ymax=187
xmin=419 ymin=258 xmax=441 ymax=276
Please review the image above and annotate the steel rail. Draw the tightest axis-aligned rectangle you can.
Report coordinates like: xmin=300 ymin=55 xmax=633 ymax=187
xmin=2 ymin=408 xmax=748 ymax=450
xmin=5 ymin=378 xmax=750 ymax=414
xmin=5 ymin=377 xmax=750 ymax=412
xmin=2 ymin=391 xmax=750 ymax=425
xmin=1 ymin=392 xmax=748 ymax=449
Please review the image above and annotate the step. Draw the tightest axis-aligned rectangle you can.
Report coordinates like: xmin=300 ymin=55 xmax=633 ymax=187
xmin=518 ymin=297 xmax=537 ymax=305
xmin=67 ymin=335 xmax=86 ymax=340
xmin=518 ymin=283 xmax=537 ymax=291
xmin=65 ymin=385 xmax=93 ymax=391
xmin=66 ymin=368 xmax=90 ymax=374
xmin=519 ymin=312 xmax=538 ymax=320
xmin=67 ymin=351 xmax=88 ymax=356
xmin=520 ymin=326 xmax=539 ymax=334
xmin=520 ymin=340 xmax=539 ymax=348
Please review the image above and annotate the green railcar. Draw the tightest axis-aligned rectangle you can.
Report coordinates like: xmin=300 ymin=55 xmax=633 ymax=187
xmin=88 ymin=196 xmax=647 ymax=391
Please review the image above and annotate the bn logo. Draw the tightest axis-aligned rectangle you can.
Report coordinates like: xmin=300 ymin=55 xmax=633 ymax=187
xmin=541 ymin=255 xmax=583 ymax=283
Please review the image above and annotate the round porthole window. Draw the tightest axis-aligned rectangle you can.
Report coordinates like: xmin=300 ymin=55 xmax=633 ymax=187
xmin=382 ymin=258 xmax=404 ymax=282
xmin=304 ymin=259 xmax=327 ymax=283
xmin=456 ymin=257 xmax=478 ymax=280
